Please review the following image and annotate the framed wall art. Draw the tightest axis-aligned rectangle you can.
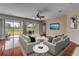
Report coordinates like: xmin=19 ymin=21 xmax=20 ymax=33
xmin=70 ymin=15 xmax=77 ymax=29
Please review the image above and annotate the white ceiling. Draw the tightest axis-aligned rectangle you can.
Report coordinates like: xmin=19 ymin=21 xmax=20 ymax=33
xmin=0 ymin=3 xmax=79 ymax=20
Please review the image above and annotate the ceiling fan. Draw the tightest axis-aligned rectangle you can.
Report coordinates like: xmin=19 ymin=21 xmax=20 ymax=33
xmin=34 ymin=11 xmax=45 ymax=20
xmin=33 ymin=8 xmax=50 ymax=20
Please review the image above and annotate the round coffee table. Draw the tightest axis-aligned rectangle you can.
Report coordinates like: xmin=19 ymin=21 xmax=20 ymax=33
xmin=33 ymin=43 xmax=49 ymax=55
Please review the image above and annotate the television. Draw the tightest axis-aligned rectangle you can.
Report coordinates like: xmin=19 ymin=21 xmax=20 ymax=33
xmin=50 ymin=23 xmax=60 ymax=30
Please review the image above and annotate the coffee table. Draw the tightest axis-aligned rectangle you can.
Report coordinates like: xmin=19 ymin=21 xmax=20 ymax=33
xmin=33 ymin=43 xmax=49 ymax=55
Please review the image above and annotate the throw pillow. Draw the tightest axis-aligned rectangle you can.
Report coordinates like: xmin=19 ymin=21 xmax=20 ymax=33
xmin=29 ymin=36 xmax=36 ymax=42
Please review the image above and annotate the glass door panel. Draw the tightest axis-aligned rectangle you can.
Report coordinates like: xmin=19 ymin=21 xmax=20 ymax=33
xmin=4 ymin=19 xmax=23 ymax=56
xmin=26 ymin=22 xmax=39 ymax=36
xmin=4 ymin=19 xmax=14 ymax=56
xmin=13 ymin=20 xmax=23 ymax=56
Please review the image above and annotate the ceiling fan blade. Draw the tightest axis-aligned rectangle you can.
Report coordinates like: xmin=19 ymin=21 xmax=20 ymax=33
xmin=40 ymin=16 xmax=45 ymax=18
xmin=36 ymin=12 xmax=40 ymax=17
xmin=33 ymin=10 xmax=45 ymax=19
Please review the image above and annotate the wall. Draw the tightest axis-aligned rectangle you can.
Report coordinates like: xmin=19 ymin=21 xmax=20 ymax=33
xmin=0 ymin=19 xmax=2 ymax=39
xmin=0 ymin=19 xmax=5 ymax=39
xmin=45 ymin=8 xmax=79 ymax=45
xmin=45 ymin=15 xmax=67 ymax=37
xmin=67 ymin=8 xmax=79 ymax=44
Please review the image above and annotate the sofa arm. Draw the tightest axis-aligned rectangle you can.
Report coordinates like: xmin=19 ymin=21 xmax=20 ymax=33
xmin=64 ymin=37 xmax=70 ymax=47
xmin=43 ymin=41 xmax=56 ymax=55
xmin=26 ymin=41 xmax=40 ymax=54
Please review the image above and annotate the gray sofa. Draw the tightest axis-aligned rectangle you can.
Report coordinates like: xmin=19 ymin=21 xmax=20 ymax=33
xmin=19 ymin=34 xmax=40 ymax=55
xmin=43 ymin=35 xmax=70 ymax=55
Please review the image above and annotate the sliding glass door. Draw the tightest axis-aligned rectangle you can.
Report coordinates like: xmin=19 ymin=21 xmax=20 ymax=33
xmin=5 ymin=21 xmax=23 ymax=37
xmin=3 ymin=19 xmax=23 ymax=56
xmin=26 ymin=22 xmax=39 ymax=36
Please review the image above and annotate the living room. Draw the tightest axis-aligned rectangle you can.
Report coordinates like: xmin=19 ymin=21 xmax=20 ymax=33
xmin=0 ymin=3 xmax=79 ymax=56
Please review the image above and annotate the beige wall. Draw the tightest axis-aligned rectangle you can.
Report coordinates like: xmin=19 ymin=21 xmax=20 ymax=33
xmin=45 ymin=15 xmax=67 ymax=37
xmin=45 ymin=8 xmax=79 ymax=44
xmin=67 ymin=8 xmax=79 ymax=44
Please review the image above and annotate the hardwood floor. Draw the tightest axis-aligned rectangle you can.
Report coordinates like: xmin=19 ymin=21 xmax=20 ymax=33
xmin=62 ymin=41 xmax=78 ymax=56
xmin=0 ymin=40 xmax=5 ymax=46
xmin=0 ymin=40 xmax=23 ymax=56
xmin=2 ymin=47 xmax=23 ymax=56
xmin=0 ymin=40 xmax=78 ymax=56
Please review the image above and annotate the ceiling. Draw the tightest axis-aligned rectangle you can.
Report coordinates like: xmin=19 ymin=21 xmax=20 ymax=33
xmin=0 ymin=3 xmax=79 ymax=20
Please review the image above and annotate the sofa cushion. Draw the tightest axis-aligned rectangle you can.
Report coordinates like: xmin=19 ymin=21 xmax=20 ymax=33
xmin=48 ymin=36 xmax=53 ymax=43
xmin=63 ymin=36 xmax=68 ymax=41
xmin=52 ymin=37 xmax=61 ymax=44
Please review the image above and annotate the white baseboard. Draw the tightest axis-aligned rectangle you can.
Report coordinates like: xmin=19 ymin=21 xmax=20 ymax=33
xmin=70 ymin=40 xmax=79 ymax=45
